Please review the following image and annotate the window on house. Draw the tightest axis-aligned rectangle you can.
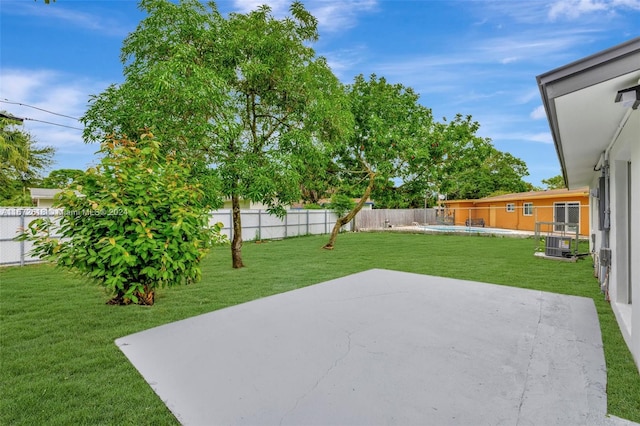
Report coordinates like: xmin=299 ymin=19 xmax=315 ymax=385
xmin=506 ymin=203 xmax=515 ymax=212
xmin=523 ymin=202 xmax=533 ymax=216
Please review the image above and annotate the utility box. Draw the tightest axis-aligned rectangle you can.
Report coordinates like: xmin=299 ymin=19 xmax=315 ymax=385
xmin=545 ymin=236 xmax=573 ymax=257
xmin=599 ymin=248 xmax=612 ymax=266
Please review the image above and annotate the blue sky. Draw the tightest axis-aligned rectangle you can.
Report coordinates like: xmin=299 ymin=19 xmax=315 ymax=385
xmin=1 ymin=0 xmax=639 ymax=188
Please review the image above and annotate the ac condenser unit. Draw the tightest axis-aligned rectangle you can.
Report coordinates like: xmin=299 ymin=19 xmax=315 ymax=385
xmin=545 ymin=236 xmax=572 ymax=257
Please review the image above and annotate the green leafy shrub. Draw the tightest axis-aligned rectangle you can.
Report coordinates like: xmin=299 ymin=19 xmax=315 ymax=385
xmin=19 ymin=132 xmax=227 ymax=305
xmin=302 ymin=203 xmax=323 ymax=210
xmin=329 ymin=194 xmax=356 ymax=218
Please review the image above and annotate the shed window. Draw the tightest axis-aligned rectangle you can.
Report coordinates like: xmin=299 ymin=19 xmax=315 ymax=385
xmin=506 ymin=203 xmax=515 ymax=212
xmin=554 ymin=202 xmax=580 ymax=232
xmin=523 ymin=202 xmax=533 ymax=216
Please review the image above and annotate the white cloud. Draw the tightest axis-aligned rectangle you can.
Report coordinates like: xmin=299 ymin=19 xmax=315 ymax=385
xmin=500 ymin=57 xmax=519 ymax=64
xmin=517 ymin=89 xmax=542 ymax=104
xmin=549 ymin=0 xmax=609 ymax=20
xmin=2 ymin=2 xmax=134 ymax=38
xmin=231 ymin=0 xmax=378 ymax=32
xmin=362 ymin=28 xmax=596 ymax=99
xmin=310 ymin=0 xmax=378 ymax=32
xmin=612 ymin=0 xmax=640 ymax=7
xmin=475 ymin=30 xmax=602 ymax=65
xmin=462 ymin=1 xmax=551 ymax=25
xmin=530 ymin=105 xmax=547 ymax=120
xmin=548 ymin=0 xmax=640 ymax=20
xmin=0 ymin=68 xmax=109 ymax=168
xmin=322 ymin=45 xmax=370 ymax=80
xmin=484 ymin=130 xmax=554 ymax=144
xmin=232 ymin=0 xmax=289 ymax=14
xmin=527 ymin=132 xmax=554 ymax=144
xmin=0 ymin=70 xmax=55 ymax=102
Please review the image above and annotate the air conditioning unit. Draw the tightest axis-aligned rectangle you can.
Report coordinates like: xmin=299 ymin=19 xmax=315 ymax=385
xmin=545 ymin=236 xmax=572 ymax=257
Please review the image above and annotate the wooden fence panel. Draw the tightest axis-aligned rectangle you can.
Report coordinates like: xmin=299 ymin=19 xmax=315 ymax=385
xmin=354 ymin=209 xmax=438 ymax=229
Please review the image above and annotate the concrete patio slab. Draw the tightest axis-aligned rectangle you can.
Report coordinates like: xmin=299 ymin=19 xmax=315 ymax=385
xmin=115 ymin=269 xmax=630 ymax=425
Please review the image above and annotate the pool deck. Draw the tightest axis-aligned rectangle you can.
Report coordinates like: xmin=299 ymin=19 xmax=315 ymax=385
xmin=371 ymin=224 xmax=536 ymax=237
xmin=115 ymin=269 xmax=637 ymax=426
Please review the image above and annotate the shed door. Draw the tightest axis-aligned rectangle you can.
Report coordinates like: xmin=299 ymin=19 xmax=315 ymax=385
xmin=489 ymin=204 xmax=497 ymax=228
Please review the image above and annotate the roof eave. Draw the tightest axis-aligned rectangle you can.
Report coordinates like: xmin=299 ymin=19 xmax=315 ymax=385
xmin=536 ymin=37 xmax=640 ymax=188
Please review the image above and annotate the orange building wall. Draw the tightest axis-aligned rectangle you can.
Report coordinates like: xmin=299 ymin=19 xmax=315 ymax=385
xmin=444 ymin=194 xmax=590 ymax=236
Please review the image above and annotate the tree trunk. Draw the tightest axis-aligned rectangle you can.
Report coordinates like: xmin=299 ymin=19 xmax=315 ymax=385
xmin=323 ymin=218 xmax=346 ymax=250
xmin=323 ymin=171 xmax=375 ymax=250
xmin=137 ymin=285 xmax=155 ymax=306
xmin=106 ymin=285 xmax=155 ymax=306
xmin=231 ymin=194 xmax=244 ymax=268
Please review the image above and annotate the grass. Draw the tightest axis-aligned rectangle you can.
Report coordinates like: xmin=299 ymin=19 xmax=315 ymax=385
xmin=1 ymin=232 xmax=638 ymax=424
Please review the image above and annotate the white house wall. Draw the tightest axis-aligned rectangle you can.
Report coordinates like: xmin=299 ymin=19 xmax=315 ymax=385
xmin=628 ymin=112 xmax=640 ymax=367
xmin=606 ymin=110 xmax=639 ymax=368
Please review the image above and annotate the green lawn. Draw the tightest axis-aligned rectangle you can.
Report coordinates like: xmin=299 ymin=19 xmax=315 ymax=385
xmin=1 ymin=232 xmax=638 ymax=424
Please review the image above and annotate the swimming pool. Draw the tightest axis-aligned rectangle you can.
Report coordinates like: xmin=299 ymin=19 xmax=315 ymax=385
xmin=419 ymin=225 xmax=522 ymax=235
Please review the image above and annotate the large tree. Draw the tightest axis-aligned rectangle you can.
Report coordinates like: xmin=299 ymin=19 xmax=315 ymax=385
xmin=41 ymin=169 xmax=85 ymax=188
xmin=82 ymin=0 xmax=350 ymax=268
xmin=323 ymin=74 xmax=433 ymax=249
xmin=358 ymin=114 xmax=531 ymax=207
xmin=0 ymin=115 xmax=54 ymax=205
xmin=82 ymin=0 xmax=229 ymax=209
xmin=542 ymin=174 xmax=566 ymax=190
xmin=433 ymin=114 xmax=531 ymax=200
xmin=218 ymin=3 xmax=351 ymax=266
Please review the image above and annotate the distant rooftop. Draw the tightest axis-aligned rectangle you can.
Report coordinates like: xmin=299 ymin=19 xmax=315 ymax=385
xmin=29 ymin=188 xmax=62 ymax=199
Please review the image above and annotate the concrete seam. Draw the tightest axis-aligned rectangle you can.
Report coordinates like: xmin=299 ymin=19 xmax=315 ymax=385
xmin=279 ymin=329 xmax=353 ymax=425
xmin=516 ymin=293 xmax=544 ymax=426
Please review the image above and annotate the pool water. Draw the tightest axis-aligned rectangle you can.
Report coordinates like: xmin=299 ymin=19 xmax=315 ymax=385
xmin=419 ymin=225 xmax=518 ymax=234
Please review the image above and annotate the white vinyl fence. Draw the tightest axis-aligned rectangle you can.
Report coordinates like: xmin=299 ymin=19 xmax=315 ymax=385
xmin=0 ymin=208 xmax=349 ymax=267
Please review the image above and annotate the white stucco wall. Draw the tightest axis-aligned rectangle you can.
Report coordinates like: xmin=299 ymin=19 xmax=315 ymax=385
xmin=606 ymin=110 xmax=639 ymax=369
xmin=628 ymin=113 xmax=640 ymax=369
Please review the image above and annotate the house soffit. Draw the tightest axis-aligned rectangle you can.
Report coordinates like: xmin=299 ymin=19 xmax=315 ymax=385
xmin=554 ymin=70 xmax=640 ymax=187
xmin=537 ymin=37 xmax=640 ymax=189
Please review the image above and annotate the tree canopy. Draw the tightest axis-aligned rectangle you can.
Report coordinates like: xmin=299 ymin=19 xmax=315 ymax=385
xmin=0 ymin=115 xmax=54 ymax=205
xmin=542 ymin=174 xmax=566 ymax=190
xmin=80 ymin=0 xmax=533 ymax=258
xmin=426 ymin=114 xmax=531 ymax=201
xmin=323 ymin=74 xmax=433 ymax=249
xmin=218 ymin=3 xmax=352 ymax=266
xmin=82 ymin=0 xmax=351 ymax=268
xmin=41 ymin=169 xmax=85 ymax=189
xmin=82 ymin=0 xmax=228 ymax=173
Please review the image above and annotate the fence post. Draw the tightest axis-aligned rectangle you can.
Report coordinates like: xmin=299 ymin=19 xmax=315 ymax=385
xmin=258 ymin=210 xmax=262 ymax=241
xmin=229 ymin=209 xmax=233 ymax=242
xmin=306 ymin=210 xmax=309 ymax=235
xmin=325 ymin=210 xmax=327 ymax=234
xmin=19 ymin=209 xmax=25 ymax=267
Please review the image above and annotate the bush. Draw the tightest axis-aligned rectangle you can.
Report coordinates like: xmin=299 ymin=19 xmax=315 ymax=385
xmin=20 ymin=132 xmax=226 ymax=305
xmin=328 ymin=194 xmax=355 ymax=218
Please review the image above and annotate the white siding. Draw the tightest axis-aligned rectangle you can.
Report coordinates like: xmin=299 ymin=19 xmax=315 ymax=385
xmin=607 ymin=110 xmax=639 ymax=367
